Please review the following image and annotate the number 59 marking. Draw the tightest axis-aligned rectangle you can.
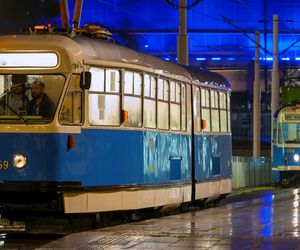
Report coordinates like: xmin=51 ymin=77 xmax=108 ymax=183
xmin=0 ymin=160 xmax=9 ymax=169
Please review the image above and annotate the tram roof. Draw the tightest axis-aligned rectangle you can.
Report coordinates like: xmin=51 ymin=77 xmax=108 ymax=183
xmin=185 ymin=66 xmax=231 ymax=89
xmin=0 ymin=34 xmax=230 ymax=89
xmin=73 ymin=36 xmax=191 ymax=81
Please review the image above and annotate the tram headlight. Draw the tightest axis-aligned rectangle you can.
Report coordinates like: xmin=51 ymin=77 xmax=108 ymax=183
xmin=294 ymin=154 xmax=300 ymax=162
xmin=12 ymin=154 xmax=27 ymax=169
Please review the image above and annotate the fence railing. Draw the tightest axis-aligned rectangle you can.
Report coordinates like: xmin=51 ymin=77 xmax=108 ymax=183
xmin=232 ymin=156 xmax=273 ymax=188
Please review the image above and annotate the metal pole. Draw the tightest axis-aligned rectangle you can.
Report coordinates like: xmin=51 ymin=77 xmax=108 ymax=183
xmin=177 ymin=0 xmax=188 ymax=65
xmin=60 ymin=0 xmax=70 ymax=30
xmin=72 ymin=0 xmax=83 ymax=29
xmin=253 ymin=31 xmax=261 ymax=157
xmin=271 ymin=14 xmax=279 ymax=160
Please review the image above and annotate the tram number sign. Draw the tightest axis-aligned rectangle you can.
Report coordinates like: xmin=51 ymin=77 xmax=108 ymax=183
xmin=0 ymin=160 xmax=9 ymax=169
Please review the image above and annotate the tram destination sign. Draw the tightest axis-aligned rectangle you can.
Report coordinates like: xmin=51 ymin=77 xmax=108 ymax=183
xmin=285 ymin=114 xmax=300 ymax=120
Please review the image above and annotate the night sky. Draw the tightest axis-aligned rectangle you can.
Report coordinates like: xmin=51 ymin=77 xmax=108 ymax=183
xmin=0 ymin=0 xmax=60 ymax=34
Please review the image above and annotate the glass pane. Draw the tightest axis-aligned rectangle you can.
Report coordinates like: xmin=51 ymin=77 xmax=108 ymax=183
xmin=90 ymin=67 xmax=104 ymax=92
xmin=212 ymin=109 xmax=220 ymax=132
xmin=202 ymin=108 xmax=211 ymax=132
xmin=158 ymin=101 xmax=169 ymax=129
xmin=158 ymin=79 xmax=163 ymax=100
xmin=171 ymin=103 xmax=180 ymax=130
xmin=228 ymin=110 xmax=231 ymax=132
xmin=220 ymin=92 xmax=226 ymax=109
xmin=125 ymin=71 xmax=133 ymax=94
xmin=150 ymin=76 xmax=156 ymax=98
xmin=0 ymin=74 xmax=64 ymax=122
xmin=144 ymin=74 xmax=150 ymax=97
xmin=181 ymin=84 xmax=186 ymax=131
xmin=201 ymin=88 xmax=206 ymax=107
xmin=205 ymin=89 xmax=210 ymax=108
xmin=163 ymin=80 xmax=169 ymax=101
xmin=89 ymin=94 xmax=120 ymax=125
xmin=134 ymin=73 xmax=142 ymax=95
xmin=215 ymin=91 xmax=219 ymax=108
xmin=170 ymin=81 xmax=175 ymax=102
xmin=196 ymin=88 xmax=201 ymax=132
xmin=220 ymin=110 xmax=227 ymax=132
xmin=124 ymin=96 xmax=142 ymax=127
xmin=59 ymin=92 xmax=73 ymax=124
xmin=144 ymin=99 xmax=156 ymax=128
xmin=59 ymin=92 xmax=82 ymax=124
xmin=106 ymin=69 xmax=119 ymax=93
xmin=176 ymin=83 xmax=181 ymax=103
xmin=283 ymin=123 xmax=300 ymax=143
xmin=211 ymin=91 xmax=215 ymax=108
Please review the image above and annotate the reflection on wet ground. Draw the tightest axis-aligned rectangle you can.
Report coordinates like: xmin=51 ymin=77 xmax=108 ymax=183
xmin=38 ymin=187 xmax=300 ymax=249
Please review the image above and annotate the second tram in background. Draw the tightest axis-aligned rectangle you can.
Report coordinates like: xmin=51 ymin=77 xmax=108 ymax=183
xmin=0 ymin=25 xmax=231 ymax=224
xmin=273 ymin=75 xmax=300 ymax=187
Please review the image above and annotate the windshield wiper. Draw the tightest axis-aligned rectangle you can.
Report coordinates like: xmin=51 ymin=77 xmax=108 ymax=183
xmin=0 ymin=92 xmax=28 ymax=125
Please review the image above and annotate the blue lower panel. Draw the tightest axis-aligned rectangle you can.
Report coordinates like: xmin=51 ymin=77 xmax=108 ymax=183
xmin=0 ymin=130 xmax=191 ymax=187
xmin=194 ymin=134 xmax=232 ymax=181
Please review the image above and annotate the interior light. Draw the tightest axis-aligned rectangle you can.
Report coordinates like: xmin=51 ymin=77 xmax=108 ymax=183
xmin=196 ymin=57 xmax=206 ymax=61
xmin=294 ymin=154 xmax=300 ymax=162
xmin=281 ymin=57 xmax=290 ymax=61
xmin=211 ymin=57 xmax=221 ymax=61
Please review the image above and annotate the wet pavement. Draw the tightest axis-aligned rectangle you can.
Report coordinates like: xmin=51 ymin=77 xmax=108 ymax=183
xmin=34 ymin=187 xmax=300 ymax=249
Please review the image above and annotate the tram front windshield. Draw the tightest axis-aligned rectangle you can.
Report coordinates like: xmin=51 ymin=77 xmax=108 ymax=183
xmin=0 ymin=74 xmax=65 ymax=123
xmin=279 ymin=122 xmax=300 ymax=144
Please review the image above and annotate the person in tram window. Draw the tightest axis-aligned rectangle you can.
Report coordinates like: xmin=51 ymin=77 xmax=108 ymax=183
xmin=0 ymin=74 xmax=29 ymax=115
xmin=27 ymin=79 xmax=55 ymax=118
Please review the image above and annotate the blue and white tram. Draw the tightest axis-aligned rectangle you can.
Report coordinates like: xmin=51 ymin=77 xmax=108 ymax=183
xmin=273 ymin=105 xmax=300 ymax=186
xmin=0 ymin=32 xmax=231 ymax=214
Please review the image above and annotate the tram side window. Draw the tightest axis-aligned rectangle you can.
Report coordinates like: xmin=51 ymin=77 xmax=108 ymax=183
xmin=219 ymin=92 xmax=227 ymax=132
xmin=59 ymin=74 xmax=82 ymax=124
xmin=144 ymin=74 xmax=156 ymax=128
xmin=89 ymin=67 xmax=120 ymax=126
xmin=227 ymin=92 xmax=231 ymax=132
xmin=170 ymin=81 xmax=181 ymax=131
xmin=201 ymin=88 xmax=211 ymax=132
xmin=158 ymin=79 xmax=169 ymax=130
xmin=124 ymin=71 xmax=142 ymax=127
xmin=181 ymin=84 xmax=187 ymax=131
xmin=195 ymin=87 xmax=201 ymax=132
xmin=211 ymin=90 xmax=220 ymax=132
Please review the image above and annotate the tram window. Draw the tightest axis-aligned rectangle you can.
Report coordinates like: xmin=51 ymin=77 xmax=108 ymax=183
xmin=220 ymin=92 xmax=227 ymax=132
xmin=170 ymin=81 xmax=180 ymax=131
xmin=106 ymin=70 xmax=119 ymax=93
xmin=59 ymin=74 xmax=82 ymax=125
xmin=201 ymin=88 xmax=211 ymax=132
xmin=181 ymin=84 xmax=187 ymax=131
xmin=144 ymin=74 xmax=156 ymax=128
xmin=158 ymin=79 xmax=169 ymax=130
xmin=273 ymin=120 xmax=277 ymax=143
xmin=89 ymin=67 xmax=120 ymax=126
xmin=278 ymin=122 xmax=283 ymax=143
xmin=227 ymin=93 xmax=231 ymax=132
xmin=211 ymin=90 xmax=220 ymax=132
xmin=195 ymin=88 xmax=201 ymax=132
xmin=90 ymin=68 xmax=104 ymax=92
xmin=124 ymin=71 xmax=142 ymax=127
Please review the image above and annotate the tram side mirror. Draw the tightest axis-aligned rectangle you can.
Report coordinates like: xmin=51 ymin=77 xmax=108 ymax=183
xmin=80 ymin=72 xmax=91 ymax=89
